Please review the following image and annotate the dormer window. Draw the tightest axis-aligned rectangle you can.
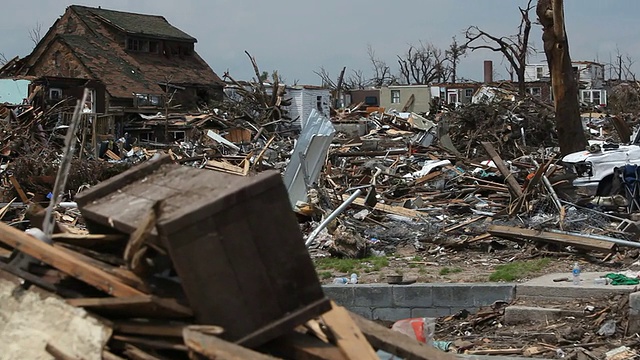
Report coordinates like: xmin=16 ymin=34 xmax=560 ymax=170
xmin=126 ymin=37 xmax=160 ymax=53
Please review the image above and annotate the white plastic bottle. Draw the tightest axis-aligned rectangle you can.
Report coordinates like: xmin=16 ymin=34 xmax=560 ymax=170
xmin=572 ymin=262 xmax=581 ymax=285
xmin=350 ymin=273 xmax=358 ymax=284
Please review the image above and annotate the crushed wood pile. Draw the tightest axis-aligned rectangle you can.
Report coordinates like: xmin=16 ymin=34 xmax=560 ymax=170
xmin=4 ymin=78 xmax=640 ymax=358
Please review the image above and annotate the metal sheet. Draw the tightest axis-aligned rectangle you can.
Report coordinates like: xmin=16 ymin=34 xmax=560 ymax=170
xmin=283 ymin=109 xmax=335 ymax=207
xmin=0 ymin=79 xmax=30 ymax=105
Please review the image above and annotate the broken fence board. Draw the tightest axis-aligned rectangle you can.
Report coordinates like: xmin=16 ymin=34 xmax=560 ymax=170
xmin=487 ymin=225 xmax=615 ymax=252
xmin=0 ymin=222 xmax=144 ymax=297
xmin=481 ymin=142 xmax=523 ymax=198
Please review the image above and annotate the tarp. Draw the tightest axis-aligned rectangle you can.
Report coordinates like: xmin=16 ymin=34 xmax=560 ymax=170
xmin=0 ymin=79 xmax=30 ymax=105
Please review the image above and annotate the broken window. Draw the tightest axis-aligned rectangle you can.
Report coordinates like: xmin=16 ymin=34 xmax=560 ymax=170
xmin=536 ymin=66 xmax=544 ymax=79
xmin=527 ymin=87 xmax=541 ymax=97
xmin=592 ymin=90 xmax=601 ymax=105
xmin=391 ymin=90 xmax=400 ymax=104
xmin=134 ymin=94 xmax=163 ymax=107
xmin=170 ymin=131 xmax=185 ymax=141
xmin=49 ymin=88 xmax=62 ymax=100
xmin=316 ymin=96 xmax=323 ymax=112
xmin=464 ymin=89 xmax=474 ymax=98
xmin=364 ymin=96 xmax=378 ymax=106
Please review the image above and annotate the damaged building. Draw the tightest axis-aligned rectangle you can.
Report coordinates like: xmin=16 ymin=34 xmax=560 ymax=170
xmin=0 ymin=5 xmax=225 ymax=142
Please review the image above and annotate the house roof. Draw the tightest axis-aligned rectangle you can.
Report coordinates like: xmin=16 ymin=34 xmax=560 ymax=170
xmin=70 ymin=5 xmax=197 ymax=42
xmin=56 ymin=34 xmax=222 ymax=98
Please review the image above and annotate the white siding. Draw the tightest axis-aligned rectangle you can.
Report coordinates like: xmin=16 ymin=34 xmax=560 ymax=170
xmin=285 ymin=87 xmax=330 ymax=127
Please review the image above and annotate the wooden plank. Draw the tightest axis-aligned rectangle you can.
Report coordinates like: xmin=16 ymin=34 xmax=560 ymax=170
xmin=350 ymin=312 xmax=456 ymax=360
xmin=266 ymin=332 xmax=348 ymax=360
xmin=113 ymin=320 xmax=193 ymax=338
xmin=481 ymin=142 xmax=523 ymax=198
xmin=236 ymin=298 xmax=331 ymax=349
xmin=321 ymin=302 xmax=378 ymax=360
xmin=415 ymin=171 xmax=442 ymax=185
xmin=75 ymin=155 xmax=172 ymax=207
xmin=67 ymin=296 xmax=192 ymax=319
xmin=45 ymin=343 xmax=82 ymax=360
xmin=345 ymin=196 xmax=426 ymax=219
xmin=8 ymin=175 xmax=29 ymax=203
xmin=0 ymin=221 xmax=144 ymax=297
xmin=183 ymin=326 xmax=280 ymax=360
xmin=487 ymin=225 xmax=615 ymax=252
xmin=102 ymin=351 xmax=126 ymax=360
xmin=112 ymin=335 xmax=188 ymax=351
xmin=124 ymin=203 xmax=158 ymax=273
xmin=121 ymin=345 xmax=162 ymax=360
xmin=444 ymin=216 xmax=485 ymax=233
xmin=0 ymin=197 xmax=16 ymax=220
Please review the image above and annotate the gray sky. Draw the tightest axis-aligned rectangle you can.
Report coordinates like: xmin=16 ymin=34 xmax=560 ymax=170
xmin=1 ymin=1 xmax=638 ymax=85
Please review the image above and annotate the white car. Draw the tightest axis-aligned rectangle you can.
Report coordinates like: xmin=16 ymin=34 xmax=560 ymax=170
xmin=562 ymin=130 xmax=640 ymax=196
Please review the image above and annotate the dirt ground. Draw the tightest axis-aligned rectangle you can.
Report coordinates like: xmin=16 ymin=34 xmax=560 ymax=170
xmin=314 ymin=240 xmax=634 ymax=285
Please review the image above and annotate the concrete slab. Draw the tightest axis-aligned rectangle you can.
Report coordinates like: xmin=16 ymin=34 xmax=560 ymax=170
xmin=517 ymin=272 xmax=639 ymax=300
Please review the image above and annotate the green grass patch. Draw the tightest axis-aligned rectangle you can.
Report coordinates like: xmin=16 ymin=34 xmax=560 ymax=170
xmin=319 ymin=271 xmax=333 ymax=280
xmin=439 ymin=267 xmax=463 ymax=276
xmin=314 ymin=256 xmax=389 ymax=274
xmin=489 ymin=258 xmax=552 ymax=282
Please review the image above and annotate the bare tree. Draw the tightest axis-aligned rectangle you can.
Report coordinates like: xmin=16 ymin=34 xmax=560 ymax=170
xmin=367 ymin=45 xmax=394 ymax=87
xmin=314 ymin=67 xmax=337 ymax=89
xmin=396 ymin=41 xmax=448 ymax=85
xmin=464 ymin=0 xmax=534 ymax=96
xmin=0 ymin=53 xmax=8 ymax=66
xmin=537 ymin=0 xmax=587 ymax=155
xmin=29 ymin=22 xmax=43 ymax=46
xmin=446 ymin=36 xmax=467 ymax=83
xmin=344 ymin=69 xmax=368 ymax=90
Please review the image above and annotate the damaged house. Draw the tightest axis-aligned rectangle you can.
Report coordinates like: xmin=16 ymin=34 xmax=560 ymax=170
xmin=0 ymin=5 xmax=224 ymax=142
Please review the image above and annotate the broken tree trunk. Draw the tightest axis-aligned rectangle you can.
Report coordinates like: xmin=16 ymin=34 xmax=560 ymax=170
xmin=537 ymin=0 xmax=588 ymax=155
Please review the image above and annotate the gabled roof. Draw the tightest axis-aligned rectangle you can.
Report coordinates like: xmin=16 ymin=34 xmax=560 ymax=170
xmin=70 ymin=5 xmax=196 ymax=42
xmin=55 ymin=34 xmax=222 ymax=98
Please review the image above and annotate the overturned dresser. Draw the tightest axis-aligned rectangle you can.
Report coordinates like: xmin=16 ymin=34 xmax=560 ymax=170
xmin=75 ymin=155 xmax=330 ymax=347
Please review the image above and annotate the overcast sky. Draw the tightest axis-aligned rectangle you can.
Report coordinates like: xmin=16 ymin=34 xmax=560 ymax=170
xmin=1 ymin=1 xmax=638 ymax=85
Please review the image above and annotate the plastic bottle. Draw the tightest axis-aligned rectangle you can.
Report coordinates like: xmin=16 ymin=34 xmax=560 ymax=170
xmin=350 ymin=273 xmax=358 ymax=284
xmin=333 ymin=277 xmax=349 ymax=284
xmin=572 ymin=262 xmax=581 ymax=285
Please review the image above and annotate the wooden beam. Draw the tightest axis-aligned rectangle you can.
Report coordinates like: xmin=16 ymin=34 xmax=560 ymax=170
xmin=345 ymin=196 xmax=425 ymax=219
xmin=321 ymin=302 xmax=378 ymax=360
xmin=487 ymin=225 xmax=615 ymax=252
xmin=481 ymin=142 xmax=523 ymax=198
xmin=8 ymin=175 xmax=29 ymax=203
xmin=45 ymin=343 xmax=82 ymax=360
xmin=112 ymin=335 xmax=188 ymax=352
xmin=349 ymin=312 xmax=457 ymax=360
xmin=0 ymin=222 xmax=144 ymax=297
xmin=113 ymin=321 xmax=191 ymax=338
xmin=121 ymin=345 xmax=163 ymax=360
xmin=183 ymin=326 xmax=280 ymax=360
xmin=67 ymin=296 xmax=193 ymax=319
xmin=266 ymin=332 xmax=348 ymax=360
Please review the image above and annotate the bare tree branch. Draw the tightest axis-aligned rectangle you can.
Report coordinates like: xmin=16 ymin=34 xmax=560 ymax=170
xmin=367 ymin=44 xmax=394 ymax=86
xmin=464 ymin=0 xmax=534 ymax=95
xmin=29 ymin=22 xmax=43 ymax=46
xmin=396 ymin=41 xmax=448 ymax=85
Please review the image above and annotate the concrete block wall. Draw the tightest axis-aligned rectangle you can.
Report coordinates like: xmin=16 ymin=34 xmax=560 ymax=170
xmin=323 ymin=283 xmax=516 ymax=321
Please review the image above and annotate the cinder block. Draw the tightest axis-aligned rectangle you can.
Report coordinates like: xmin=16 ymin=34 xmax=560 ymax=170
xmin=322 ymin=285 xmax=355 ymax=307
xmin=354 ymin=285 xmax=393 ymax=307
xmin=392 ymin=284 xmax=433 ymax=307
xmin=347 ymin=306 xmax=374 ymax=320
xmin=372 ymin=307 xmax=411 ymax=321
xmin=431 ymin=284 xmax=475 ymax=307
xmin=411 ymin=307 xmax=452 ymax=318
xmin=472 ymin=284 xmax=516 ymax=306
